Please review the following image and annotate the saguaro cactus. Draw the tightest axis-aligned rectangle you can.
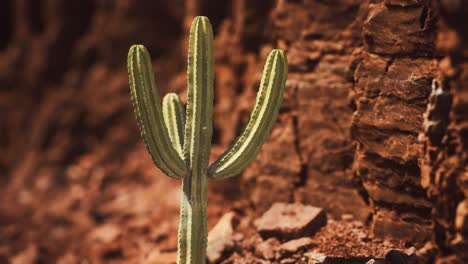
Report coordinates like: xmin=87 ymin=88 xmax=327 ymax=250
xmin=127 ymin=16 xmax=287 ymax=264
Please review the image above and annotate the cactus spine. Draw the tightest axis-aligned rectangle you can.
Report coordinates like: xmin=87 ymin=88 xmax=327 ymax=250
xmin=127 ymin=16 xmax=287 ymax=264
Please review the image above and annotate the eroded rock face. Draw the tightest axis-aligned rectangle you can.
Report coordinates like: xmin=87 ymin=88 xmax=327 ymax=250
xmin=363 ymin=1 xmax=436 ymax=56
xmin=351 ymin=1 xmax=437 ymax=246
xmin=258 ymin=0 xmax=373 ymax=223
xmin=352 ymin=53 xmax=436 ymax=245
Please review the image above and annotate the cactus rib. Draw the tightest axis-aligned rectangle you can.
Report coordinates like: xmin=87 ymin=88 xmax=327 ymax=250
xmin=127 ymin=45 xmax=187 ymax=178
xmin=163 ymin=93 xmax=186 ymax=158
xmin=208 ymin=50 xmax=288 ymax=180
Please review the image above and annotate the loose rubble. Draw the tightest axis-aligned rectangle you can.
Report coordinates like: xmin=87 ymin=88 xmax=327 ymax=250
xmin=254 ymin=203 xmax=326 ymax=240
xmin=306 ymin=248 xmax=418 ymax=264
xmin=278 ymin=237 xmax=314 ymax=255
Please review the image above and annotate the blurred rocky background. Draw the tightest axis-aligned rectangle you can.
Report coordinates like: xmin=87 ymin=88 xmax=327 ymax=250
xmin=0 ymin=0 xmax=467 ymax=263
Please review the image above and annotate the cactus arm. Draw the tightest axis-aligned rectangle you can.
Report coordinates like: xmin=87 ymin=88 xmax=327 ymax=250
xmin=162 ymin=93 xmax=186 ymax=159
xmin=208 ymin=50 xmax=288 ymax=180
xmin=183 ymin=18 xmax=214 ymax=171
xmin=127 ymin=45 xmax=187 ymax=178
xmin=177 ymin=16 xmax=214 ymax=264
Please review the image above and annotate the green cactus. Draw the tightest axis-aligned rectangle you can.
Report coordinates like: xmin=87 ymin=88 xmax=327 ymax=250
xmin=127 ymin=16 xmax=287 ymax=264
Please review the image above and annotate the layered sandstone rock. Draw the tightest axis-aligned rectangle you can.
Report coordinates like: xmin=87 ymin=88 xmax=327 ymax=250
xmin=1 ymin=0 xmax=468 ymax=263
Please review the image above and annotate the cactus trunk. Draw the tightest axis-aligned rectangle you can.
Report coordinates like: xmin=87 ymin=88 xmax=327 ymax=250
xmin=177 ymin=16 xmax=213 ymax=264
xmin=178 ymin=171 xmax=208 ymax=264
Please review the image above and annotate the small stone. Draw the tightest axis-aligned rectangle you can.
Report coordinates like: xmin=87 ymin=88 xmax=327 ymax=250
xmin=449 ymin=233 xmax=468 ymax=256
xmin=416 ymin=241 xmax=437 ymax=263
xmin=356 ymin=230 xmax=368 ymax=240
xmin=145 ymin=251 xmax=177 ymax=264
xmin=254 ymin=203 xmax=326 ymax=240
xmin=255 ymin=238 xmax=280 ymax=260
xmin=232 ymin=233 xmax=244 ymax=242
xmin=280 ymin=257 xmax=296 ymax=264
xmin=455 ymin=200 xmax=468 ymax=233
xmin=352 ymin=220 xmax=364 ymax=228
xmin=304 ymin=252 xmax=326 ymax=264
xmin=405 ymin=247 xmax=417 ymax=256
xmin=10 ymin=245 xmax=37 ymax=264
xmin=341 ymin=214 xmax=354 ymax=221
xmin=279 ymin=237 xmax=314 ymax=254
xmin=57 ymin=253 xmax=78 ymax=264
xmin=89 ymin=224 xmax=121 ymax=243
xmin=207 ymin=212 xmax=238 ymax=263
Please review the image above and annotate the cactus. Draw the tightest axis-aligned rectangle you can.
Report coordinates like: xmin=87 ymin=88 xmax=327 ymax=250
xmin=127 ymin=16 xmax=287 ymax=264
